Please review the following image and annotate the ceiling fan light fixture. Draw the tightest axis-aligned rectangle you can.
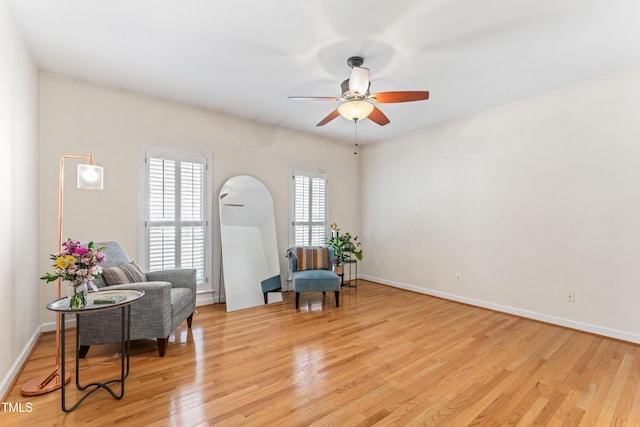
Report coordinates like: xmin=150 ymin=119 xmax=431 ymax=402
xmin=338 ymin=100 xmax=374 ymax=121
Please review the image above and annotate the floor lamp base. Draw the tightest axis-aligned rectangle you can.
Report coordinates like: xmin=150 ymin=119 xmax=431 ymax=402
xmin=21 ymin=368 xmax=71 ymax=396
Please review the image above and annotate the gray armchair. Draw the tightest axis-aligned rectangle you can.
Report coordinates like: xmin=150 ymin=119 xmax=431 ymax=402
xmin=78 ymin=242 xmax=196 ymax=357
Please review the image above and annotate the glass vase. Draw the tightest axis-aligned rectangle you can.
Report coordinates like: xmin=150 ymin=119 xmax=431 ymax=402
xmin=68 ymin=283 xmax=87 ymax=309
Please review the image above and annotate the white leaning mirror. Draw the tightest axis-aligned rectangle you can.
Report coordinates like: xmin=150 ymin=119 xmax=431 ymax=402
xmin=219 ymin=175 xmax=283 ymax=312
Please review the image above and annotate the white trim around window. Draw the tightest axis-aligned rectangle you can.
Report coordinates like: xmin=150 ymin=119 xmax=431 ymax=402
xmin=138 ymin=144 xmax=213 ymax=300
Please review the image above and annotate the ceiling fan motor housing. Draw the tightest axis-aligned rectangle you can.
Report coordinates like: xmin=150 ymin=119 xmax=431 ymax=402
xmin=347 ymin=56 xmax=364 ymax=68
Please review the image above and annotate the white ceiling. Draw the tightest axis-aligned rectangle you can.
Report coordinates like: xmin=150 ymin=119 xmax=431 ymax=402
xmin=5 ymin=0 xmax=640 ymax=144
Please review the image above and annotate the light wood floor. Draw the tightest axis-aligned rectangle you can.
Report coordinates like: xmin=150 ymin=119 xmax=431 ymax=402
xmin=3 ymin=280 xmax=640 ymax=426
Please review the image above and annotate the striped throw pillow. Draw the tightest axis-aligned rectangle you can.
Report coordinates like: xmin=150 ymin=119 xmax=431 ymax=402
xmin=296 ymin=247 xmax=330 ymax=271
xmin=102 ymin=261 xmax=147 ymax=285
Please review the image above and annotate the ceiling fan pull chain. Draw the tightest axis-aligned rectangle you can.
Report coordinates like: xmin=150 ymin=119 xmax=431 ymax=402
xmin=354 ymin=119 xmax=359 ymax=155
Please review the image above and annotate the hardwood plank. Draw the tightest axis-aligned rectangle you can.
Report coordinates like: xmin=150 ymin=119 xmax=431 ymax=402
xmin=3 ymin=280 xmax=640 ymax=426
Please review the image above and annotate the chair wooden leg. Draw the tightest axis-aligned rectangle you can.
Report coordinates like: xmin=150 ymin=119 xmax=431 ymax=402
xmin=187 ymin=313 xmax=193 ymax=328
xmin=79 ymin=345 xmax=90 ymax=358
xmin=157 ymin=337 xmax=169 ymax=357
xmin=335 ymin=291 xmax=340 ymax=307
xmin=295 ymin=292 xmax=300 ymax=309
xmin=264 ymin=292 xmax=268 ymax=304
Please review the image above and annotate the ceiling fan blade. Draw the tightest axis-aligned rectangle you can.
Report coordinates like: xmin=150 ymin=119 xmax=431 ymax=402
xmin=370 ymin=91 xmax=429 ymax=103
xmin=349 ymin=67 xmax=370 ymax=95
xmin=288 ymin=96 xmax=340 ymax=101
xmin=316 ymin=109 xmax=341 ymax=126
xmin=368 ymin=106 xmax=390 ymax=126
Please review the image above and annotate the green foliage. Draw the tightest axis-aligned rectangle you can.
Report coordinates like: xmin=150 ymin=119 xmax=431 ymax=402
xmin=327 ymin=227 xmax=363 ymax=265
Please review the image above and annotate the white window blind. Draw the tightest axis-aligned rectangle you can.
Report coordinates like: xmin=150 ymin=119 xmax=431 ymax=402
xmin=144 ymin=150 xmax=209 ymax=288
xmin=291 ymin=169 xmax=328 ymax=246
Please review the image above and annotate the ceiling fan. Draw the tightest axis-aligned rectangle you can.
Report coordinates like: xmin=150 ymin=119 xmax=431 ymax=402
xmin=288 ymin=56 xmax=429 ymax=127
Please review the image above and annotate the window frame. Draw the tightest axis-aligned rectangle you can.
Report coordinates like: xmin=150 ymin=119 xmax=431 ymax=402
xmin=138 ymin=144 xmax=213 ymax=295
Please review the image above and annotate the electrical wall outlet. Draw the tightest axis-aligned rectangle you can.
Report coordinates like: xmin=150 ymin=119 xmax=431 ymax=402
xmin=566 ymin=291 xmax=575 ymax=303
xmin=455 ymin=273 xmax=462 ymax=284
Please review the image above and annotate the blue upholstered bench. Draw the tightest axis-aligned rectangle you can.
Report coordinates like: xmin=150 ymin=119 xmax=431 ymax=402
xmin=288 ymin=246 xmax=341 ymax=309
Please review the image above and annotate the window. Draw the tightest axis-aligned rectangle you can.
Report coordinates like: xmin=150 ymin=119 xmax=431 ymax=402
xmin=290 ymin=168 xmax=328 ymax=246
xmin=141 ymin=146 xmax=211 ymax=292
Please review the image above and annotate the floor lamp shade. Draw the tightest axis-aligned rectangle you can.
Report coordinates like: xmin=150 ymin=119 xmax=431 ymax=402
xmin=77 ymin=164 xmax=104 ymax=190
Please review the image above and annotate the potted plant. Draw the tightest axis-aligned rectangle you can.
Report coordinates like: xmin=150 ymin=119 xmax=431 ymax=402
xmin=327 ymin=223 xmax=363 ymax=274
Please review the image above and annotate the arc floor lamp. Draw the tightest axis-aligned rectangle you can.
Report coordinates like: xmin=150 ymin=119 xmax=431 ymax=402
xmin=21 ymin=154 xmax=104 ymax=396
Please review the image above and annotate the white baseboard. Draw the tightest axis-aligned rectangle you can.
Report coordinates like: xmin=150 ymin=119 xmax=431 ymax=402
xmin=361 ymin=274 xmax=640 ymax=345
xmin=0 ymin=325 xmax=42 ymax=400
xmin=197 ymin=293 xmax=215 ymax=306
xmin=1 ymin=318 xmax=79 ymax=399
xmin=41 ymin=317 xmax=76 ymax=333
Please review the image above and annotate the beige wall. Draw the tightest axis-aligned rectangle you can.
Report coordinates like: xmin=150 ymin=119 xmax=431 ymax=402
xmin=39 ymin=73 xmax=360 ymax=323
xmin=0 ymin=2 xmax=40 ymax=397
xmin=361 ymin=67 xmax=640 ymax=342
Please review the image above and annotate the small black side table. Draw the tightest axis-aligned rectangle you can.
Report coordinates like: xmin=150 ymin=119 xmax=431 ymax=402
xmin=341 ymin=258 xmax=358 ymax=289
xmin=46 ymin=289 xmax=144 ymax=412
